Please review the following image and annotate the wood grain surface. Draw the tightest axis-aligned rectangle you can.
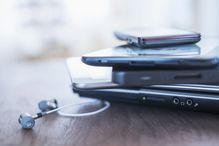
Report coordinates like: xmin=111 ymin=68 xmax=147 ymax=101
xmin=1 ymin=59 xmax=219 ymax=146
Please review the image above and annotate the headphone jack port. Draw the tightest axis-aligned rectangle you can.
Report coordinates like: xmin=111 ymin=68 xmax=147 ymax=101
xmin=173 ymin=97 xmax=180 ymax=105
xmin=186 ymin=98 xmax=193 ymax=106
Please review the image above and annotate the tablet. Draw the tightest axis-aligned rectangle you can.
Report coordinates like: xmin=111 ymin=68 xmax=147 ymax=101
xmin=82 ymin=39 xmax=219 ymax=69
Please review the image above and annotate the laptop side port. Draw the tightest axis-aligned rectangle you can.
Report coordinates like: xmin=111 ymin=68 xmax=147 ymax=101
xmin=186 ymin=98 xmax=193 ymax=106
xmin=173 ymin=97 xmax=180 ymax=105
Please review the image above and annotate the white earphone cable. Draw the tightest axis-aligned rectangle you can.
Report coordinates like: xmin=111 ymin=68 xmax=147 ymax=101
xmin=57 ymin=101 xmax=110 ymax=117
xmin=45 ymin=100 xmax=111 ymax=117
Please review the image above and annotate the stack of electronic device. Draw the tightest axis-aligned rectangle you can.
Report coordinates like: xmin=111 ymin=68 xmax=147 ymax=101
xmin=67 ymin=28 xmax=219 ymax=113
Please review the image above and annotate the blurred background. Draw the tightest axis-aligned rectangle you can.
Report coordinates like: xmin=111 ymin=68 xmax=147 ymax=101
xmin=0 ymin=0 xmax=219 ymax=63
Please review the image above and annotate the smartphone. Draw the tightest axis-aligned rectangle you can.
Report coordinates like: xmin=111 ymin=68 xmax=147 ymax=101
xmin=114 ymin=27 xmax=201 ymax=47
xmin=82 ymin=42 xmax=219 ymax=69
xmin=112 ymin=66 xmax=219 ymax=86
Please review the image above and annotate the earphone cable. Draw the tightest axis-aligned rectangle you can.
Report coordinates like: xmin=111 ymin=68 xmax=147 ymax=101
xmin=45 ymin=100 xmax=111 ymax=117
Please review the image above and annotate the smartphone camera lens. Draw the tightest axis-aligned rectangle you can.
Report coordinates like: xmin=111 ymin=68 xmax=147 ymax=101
xmin=173 ymin=97 xmax=180 ymax=105
xmin=186 ymin=98 xmax=193 ymax=106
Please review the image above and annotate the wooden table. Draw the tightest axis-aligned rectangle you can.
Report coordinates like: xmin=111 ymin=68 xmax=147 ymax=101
xmin=1 ymin=59 xmax=219 ymax=146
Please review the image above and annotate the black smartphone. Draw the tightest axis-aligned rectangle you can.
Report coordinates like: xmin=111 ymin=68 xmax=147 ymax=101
xmin=112 ymin=66 xmax=219 ymax=87
xmin=114 ymin=27 xmax=201 ymax=47
xmin=82 ymin=41 xmax=219 ymax=69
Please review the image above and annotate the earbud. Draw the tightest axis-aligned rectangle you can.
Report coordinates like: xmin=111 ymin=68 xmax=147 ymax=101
xmin=18 ymin=113 xmax=36 ymax=129
xmin=18 ymin=113 xmax=35 ymax=129
xmin=18 ymin=111 xmax=46 ymax=129
xmin=38 ymin=99 xmax=58 ymax=112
